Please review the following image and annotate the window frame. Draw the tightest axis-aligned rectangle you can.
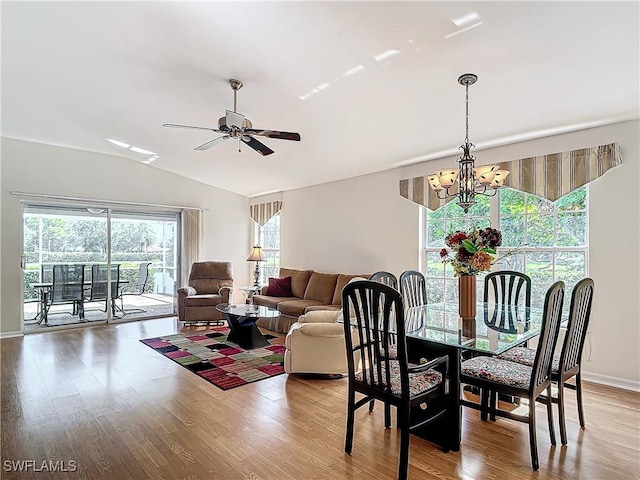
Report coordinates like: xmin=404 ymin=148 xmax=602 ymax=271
xmin=422 ymin=187 xmax=589 ymax=309
xmin=254 ymin=212 xmax=281 ymax=284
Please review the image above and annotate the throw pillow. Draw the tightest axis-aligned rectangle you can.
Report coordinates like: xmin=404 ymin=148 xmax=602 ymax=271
xmin=266 ymin=276 xmax=293 ymax=297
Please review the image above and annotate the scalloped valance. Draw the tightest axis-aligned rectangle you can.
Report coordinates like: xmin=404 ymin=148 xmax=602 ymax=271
xmin=399 ymin=143 xmax=622 ymax=211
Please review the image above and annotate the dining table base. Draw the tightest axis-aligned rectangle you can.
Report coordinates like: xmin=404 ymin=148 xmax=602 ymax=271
xmin=407 ymin=337 xmax=462 ymax=452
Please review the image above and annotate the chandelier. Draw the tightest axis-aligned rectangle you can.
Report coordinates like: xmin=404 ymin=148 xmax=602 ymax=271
xmin=426 ymin=73 xmax=509 ymax=213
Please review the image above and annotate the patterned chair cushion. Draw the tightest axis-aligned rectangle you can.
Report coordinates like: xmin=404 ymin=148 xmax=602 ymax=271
xmin=381 ymin=345 xmax=398 ymax=359
xmin=355 ymin=361 xmax=442 ymax=397
xmin=496 ymin=347 xmax=561 ymax=374
xmin=461 ymin=356 xmax=532 ymax=389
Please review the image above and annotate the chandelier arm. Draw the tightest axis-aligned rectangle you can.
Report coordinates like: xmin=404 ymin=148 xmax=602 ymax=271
xmin=474 ymin=188 xmax=500 ymax=198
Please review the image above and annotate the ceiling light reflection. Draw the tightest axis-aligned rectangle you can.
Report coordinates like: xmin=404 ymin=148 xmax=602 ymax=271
xmin=444 ymin=22 xmax=483 ymax=39
xmin=373 ymin=49 xmax=400 ymax=62
xmin=107 ymin=139 xmax=129 ymax=148
xmin=129 ymin=146 xmax=157 ymax=155
xmin=343 ymin=64 xmax=365 ymax=77
xmin=452 ymin=12 xmax=480 ymax=27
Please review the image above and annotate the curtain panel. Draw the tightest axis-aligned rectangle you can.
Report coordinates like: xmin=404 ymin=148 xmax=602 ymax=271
xmin=250 ymin=201 xmax=282 ymax=226
xmin=181 ymin=209 xmax=203 ymax=285
xmin=399 ymin=143 xmax=622 ymax=211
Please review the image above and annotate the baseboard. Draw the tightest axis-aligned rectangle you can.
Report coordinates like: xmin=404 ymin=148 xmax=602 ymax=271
xmin=583 ymin=371 xmax=640 ymax=393
xmin=0 ymin=330 xmax=24 ymax=339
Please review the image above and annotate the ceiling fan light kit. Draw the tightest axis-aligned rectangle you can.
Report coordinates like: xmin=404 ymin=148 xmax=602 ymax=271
xmin=163 ymin=79 xmax=301 ymax=156
xmin=426 ymin=73 xmax=509 ymax=213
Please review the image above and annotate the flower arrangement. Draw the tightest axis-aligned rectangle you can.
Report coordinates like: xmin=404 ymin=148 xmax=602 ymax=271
xmin=440 ymin=227 xmax=503 ymax=276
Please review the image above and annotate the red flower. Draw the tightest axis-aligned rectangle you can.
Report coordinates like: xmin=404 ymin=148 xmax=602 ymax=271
xmin=446 ymin=231 xmax=468 ymax=247
xmin=440 ymin=248 xmax=448 ymax=258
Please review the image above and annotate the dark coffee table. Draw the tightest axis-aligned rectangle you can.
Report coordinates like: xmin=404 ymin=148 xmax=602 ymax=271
xmin=215 ymin=303 xmax=279 ymax=349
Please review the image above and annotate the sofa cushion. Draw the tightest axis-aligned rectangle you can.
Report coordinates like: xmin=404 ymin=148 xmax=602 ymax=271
xmin=278 ymin=299 xmax=329 ymax=317
xmin=332 ymin=274 xmax=371 ymax=306
xmin=266 ymin=276 xmax=293 ymax=297
xmin=279 ymin=268 xmax=314 ymax=298
xmin=253 ymin=295 xmax=297 ymax=309
xmin=304 ymin=304 xmax=341 ymax=313
xmin=304 ymin=272 xmax=339 ymax=304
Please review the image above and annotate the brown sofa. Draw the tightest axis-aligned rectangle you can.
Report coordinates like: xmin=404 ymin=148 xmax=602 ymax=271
xmin=253 ymin=267 xmax=369 ymax=333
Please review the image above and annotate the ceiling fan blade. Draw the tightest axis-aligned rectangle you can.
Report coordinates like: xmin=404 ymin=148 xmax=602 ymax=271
xmin=163 ymin=123 xmax=220 ymax=132
xmin=225 ymin=110 xmax=245 ymax=129
xmin=244 ymin=128 xmax=301 ymax=141
xmin=194 ymin=135 xmax=229 ymax=151
xmin=241 ymin=135 xmax=274 ymax=156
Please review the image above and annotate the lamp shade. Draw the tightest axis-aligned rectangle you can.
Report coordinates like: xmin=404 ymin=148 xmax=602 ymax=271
xmin=247 ymin=246 xmax=265 ymax=262
xmin=437 ymin=169 xmax=459 ymax=187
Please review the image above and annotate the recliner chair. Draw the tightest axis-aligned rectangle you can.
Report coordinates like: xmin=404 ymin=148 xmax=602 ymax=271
xmin=177 ymin=261 xmax=233 ymax=325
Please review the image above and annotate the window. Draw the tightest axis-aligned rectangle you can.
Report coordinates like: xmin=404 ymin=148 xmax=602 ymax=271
xmin=424 ymin=187 xmax=588 ymax=312
xmin=23 ymin=203 xmax=179 ymax=331
xmin=424 ymin=196 xmax=491 ymax=303
xmin=256 ymin=213 xmax=280 ymax=283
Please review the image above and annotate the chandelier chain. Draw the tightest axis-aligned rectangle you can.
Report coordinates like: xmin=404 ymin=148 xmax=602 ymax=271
xmin=465 ymin=82 xmax=470 ymax=145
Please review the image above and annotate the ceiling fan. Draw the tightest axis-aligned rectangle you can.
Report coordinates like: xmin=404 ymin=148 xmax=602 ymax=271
xmin=163 ymin=79 xmax=301 ymax=156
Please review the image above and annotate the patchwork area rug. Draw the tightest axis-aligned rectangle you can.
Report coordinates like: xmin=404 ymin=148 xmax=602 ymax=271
xmin=140 ymin=327 xmax=285 ymax=390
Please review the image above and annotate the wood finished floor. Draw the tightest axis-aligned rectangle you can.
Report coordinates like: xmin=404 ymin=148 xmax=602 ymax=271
xmin=1 ymin=317 xmax=639 ymax=480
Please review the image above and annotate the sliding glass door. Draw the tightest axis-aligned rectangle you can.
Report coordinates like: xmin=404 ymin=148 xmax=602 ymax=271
xmin=110 ymin=210 xmax=178 ymax=320
xmin=22 ymin=203 xmax=179 ymax=332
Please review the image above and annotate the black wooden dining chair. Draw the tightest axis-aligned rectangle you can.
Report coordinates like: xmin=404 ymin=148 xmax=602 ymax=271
xmin=370 ymin=271 xmax=398 ymax=290
xmin=399 ymin=270 xmax=427 ymax=308
xmin=460 ymin=281 xmax=565 ymax=470
xmin=483 ymin=271 xmax=531 ymax=332
xmin=342 ymin=280 xmax=449 ymax=480
xmin=497 ymin=277 xmax=594 ymax=444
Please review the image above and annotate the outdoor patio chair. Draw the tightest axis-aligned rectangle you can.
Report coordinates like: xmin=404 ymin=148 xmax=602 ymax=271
xmin=47 ymin=264 xmax=86 ymax=323
xmin=117 ymin=262 xmax=152 ymax=314
xmin=85 ymin=264 xmax=121 ymax=316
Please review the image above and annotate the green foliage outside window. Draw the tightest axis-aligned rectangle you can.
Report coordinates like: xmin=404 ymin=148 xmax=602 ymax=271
xmin=424 ymin=187 xmax=588 ymax=312
xmin=23 ymin=215 xmax=177 ymax=301
xmin=258 ymin=214 xmax=280 ymax=283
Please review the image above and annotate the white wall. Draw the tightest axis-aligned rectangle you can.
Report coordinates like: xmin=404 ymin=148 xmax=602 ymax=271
xmin=1 ymin=138 xmax=252 ymax=336
xmin=280 ymin=120 xmax=640 ymax=388
xmin=2 ymin=121 xmax=639 ymax=387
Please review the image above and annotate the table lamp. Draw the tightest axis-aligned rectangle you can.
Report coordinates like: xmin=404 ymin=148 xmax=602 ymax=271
xmin=247 ymin=246 xmax=264 ymax=287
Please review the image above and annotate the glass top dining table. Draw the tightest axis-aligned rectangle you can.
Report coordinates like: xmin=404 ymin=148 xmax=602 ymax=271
xmin=404 ymin=301 xmax=541 ymax=356
xmin=402 ymin=300 xmax=556 ymax=452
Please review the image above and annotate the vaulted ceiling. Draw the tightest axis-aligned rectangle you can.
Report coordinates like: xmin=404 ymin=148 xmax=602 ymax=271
xmin=2 ymin=2 xmax=638 ymax=197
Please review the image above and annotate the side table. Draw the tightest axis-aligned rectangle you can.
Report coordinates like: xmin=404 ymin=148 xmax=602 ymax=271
xmin=239 ymin=285 xmax=263 ymax=304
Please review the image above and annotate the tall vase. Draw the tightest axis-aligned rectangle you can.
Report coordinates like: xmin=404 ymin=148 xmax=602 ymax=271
xmin=459 ymin=274 xmax=477 ymax=320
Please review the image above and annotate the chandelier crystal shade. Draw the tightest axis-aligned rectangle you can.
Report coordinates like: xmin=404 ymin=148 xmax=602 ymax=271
xmin=426 ymin=73 xmax=509 ymax=213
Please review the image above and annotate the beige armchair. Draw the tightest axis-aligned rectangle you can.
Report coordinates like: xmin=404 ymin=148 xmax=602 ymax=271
xmin=177 ymin=261 xmax=233 ymax=325
xmin=284 ymin=310 xmax=357 ymax=375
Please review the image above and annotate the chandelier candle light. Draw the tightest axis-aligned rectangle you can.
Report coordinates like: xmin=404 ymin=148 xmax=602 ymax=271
xmin=426 ymin=73 xmax=509 ymax=213
xmin=247 ymin=246 xmax=264 ymax=287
